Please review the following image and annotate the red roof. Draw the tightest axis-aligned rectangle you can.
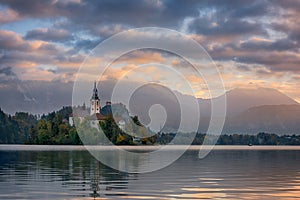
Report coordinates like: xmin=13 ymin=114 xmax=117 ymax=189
xmin=90 ymin=113 xmax=106 ymax=120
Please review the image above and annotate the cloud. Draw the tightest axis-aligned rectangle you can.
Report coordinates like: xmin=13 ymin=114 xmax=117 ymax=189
xmin=25 ymin=28 xmax=73 ymax=42
xmin=189 ymin=17 xmax=266 ymax=38
xmin=1 ymin=0 xmax=198 ymax=34
xmin=268 ymin=1 xmax=300 ymax=43
xmin=0 ymin=7 xmax=19 ymax=24
xmin=72 ymin=38 xmax=101 ymax=53
xmin=0 ymin=0 xmax=300 ymax=108
xmin=236 ymin=51 xmax=300 ymax=72
xmin=238 ymin=37 xmax=299 ymax=52
xmin=0 ymin=30 xmax=32 ymax=51
xmin=116 ymin=50 xmax=166 ymax=65
xmin=0 ymin=66 xmax=16 ymax=77
xmin=0 ymin=29 xmax=83 ymax=80
xmin=0 ymin=0 xmax=64 ymax=18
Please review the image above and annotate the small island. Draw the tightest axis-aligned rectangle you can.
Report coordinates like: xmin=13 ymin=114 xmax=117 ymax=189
xmin=0 ymin=82 xmax=300 ymax=146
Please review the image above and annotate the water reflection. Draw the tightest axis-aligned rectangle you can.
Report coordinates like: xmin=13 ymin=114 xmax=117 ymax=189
xmin=0 ymin=148 xmax=300 ymax=199
xmin=0 ymin=151 xmax=130 ymax=199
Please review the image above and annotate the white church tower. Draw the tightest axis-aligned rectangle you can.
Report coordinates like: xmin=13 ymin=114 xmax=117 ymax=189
xmin=90 ymin=81 xmax=100 ymax=115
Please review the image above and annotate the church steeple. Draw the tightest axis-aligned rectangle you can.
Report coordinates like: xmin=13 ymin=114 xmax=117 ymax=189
xmin=90 ymin=81 xmax=100 ymax=115
xmin=91 ymin=81 xmax=99 ymax=100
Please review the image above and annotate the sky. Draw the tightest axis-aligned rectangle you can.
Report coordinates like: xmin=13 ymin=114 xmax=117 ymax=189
xmin=0 ymin=0 xmax=300 ymax=114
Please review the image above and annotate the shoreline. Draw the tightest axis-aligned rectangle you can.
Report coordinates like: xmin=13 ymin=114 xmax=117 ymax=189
xmin=1 ymin=144 xmax=300 ymax=151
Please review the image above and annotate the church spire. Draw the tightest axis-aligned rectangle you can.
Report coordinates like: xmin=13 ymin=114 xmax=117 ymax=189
xmin=90 ymin=81 xmax=100 ymax=115
xmin=91 ymin=81 xmax=99 ymax=100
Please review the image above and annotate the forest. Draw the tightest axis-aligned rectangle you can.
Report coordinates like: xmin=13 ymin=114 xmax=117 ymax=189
xmin=0 ymin=107 xmax=300 ymax=145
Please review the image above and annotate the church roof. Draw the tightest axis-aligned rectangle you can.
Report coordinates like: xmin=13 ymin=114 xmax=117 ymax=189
xmin=89 ymin=113 xmax=106 ymax=120
xmin=91 ymin=81 xmax=99 ymax=100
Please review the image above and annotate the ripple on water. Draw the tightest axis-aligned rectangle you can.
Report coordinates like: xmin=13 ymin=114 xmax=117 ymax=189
xmin=0 ymin=146 xmax=300 ymax=199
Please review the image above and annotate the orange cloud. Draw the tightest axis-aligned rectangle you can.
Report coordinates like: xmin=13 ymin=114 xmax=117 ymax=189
xmin=0 ymin=8 xmax=19 ymax=24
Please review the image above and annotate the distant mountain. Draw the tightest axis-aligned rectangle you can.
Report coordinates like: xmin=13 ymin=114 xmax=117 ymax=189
xmin=196 ymin=88 xmax=298 ymax=117
xmin=127 ymin=86 xmax=299 ymax=133
xmin=0 ymin=80 xmax=299 ymax=134
xmin=0 ymin=80 xmax=73 ymax=114
xmin=200 ymin=88 xmax=299 ymax=134
xmin=219 ymin=88 xmax=298 ymax=117
xmin=224 ymin=104 xmax=300 ymax=134
xmin=128 ymin=84 xmax=181 ymax=132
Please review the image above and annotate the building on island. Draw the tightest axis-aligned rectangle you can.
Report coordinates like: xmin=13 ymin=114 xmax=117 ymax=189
xmin=69 ymin=82 xmax=126 ymax=128
xmin=69 ymin=82 xmax=151 ymax=144
xmin=90 ymin=81 xmax=101 ymax=115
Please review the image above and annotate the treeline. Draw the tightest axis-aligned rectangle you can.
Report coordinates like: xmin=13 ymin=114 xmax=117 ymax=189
xmin=0 ymin=106 xmax=80 ymax=144
xmin=0 ymin=106 xmax=153 ymax=145
xmin=0 ymin=108 xmax=38 ymax=144
xmin=157 ymin=132 xmax=300 ymax=145
xmin=217 ymin=132 xmax=300 ymax=145
xmin=1 ymin=107 xmax=300 ymax=145
xmin=31 ymin=106 xmax=81 ymax=145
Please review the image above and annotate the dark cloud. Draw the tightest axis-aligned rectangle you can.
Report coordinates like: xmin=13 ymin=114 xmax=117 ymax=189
xmin=185 ymin=1 xmax=270 ymax=38
xmin=272 ymin=23 xmax=300 ymax=44
xmin=0 ymin=0 xmax=300 ymax=95
xmin=38 ymin=43 xmax=60 ymax=53
xmin=0 ymin=30 xmax=32 ymax=52
xmin=72 ymin=38 xmax=101 ymax=53
xmin=240 ymin=38 xmax=299 ymax=52
xmin=25 ymin=28 xmax=73 ymax=42
xmin=268 ymin=1 xmax=300 ymax=44
xmin=1 ymin=0 xmax=197 ymax=30
xmin=236 ymin=64 xmax=251 ymax=71
xmin=0 ymin=0 xmax=64 ymax=18
xmin=189 ymin=17 xmax=265 ymax=37
xmin=0 ymin=28 xmax=83 ymax=72
xmin=229 ymin=1 xmax=270 ymax=18
xmin=0 ymin=66 xmax=15 ymax=76
xmin=236 ymin=52 xmax=300 ymax=72
xmin=47 ymin=68 xmax=57 ymax=74
xmin=69 ymin=0 xmax=198 ymax=28
xmin=205 ymin=37 xmax=300 ymax=74
xmin=0 ymin=0 xmax=295 ymax=39
xmin=0 ymin=0 xmax=293 ymax=44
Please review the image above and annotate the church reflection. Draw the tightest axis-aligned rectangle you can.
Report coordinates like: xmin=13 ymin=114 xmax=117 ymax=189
xmin=0 ymin=150 xmax=132 ymax=199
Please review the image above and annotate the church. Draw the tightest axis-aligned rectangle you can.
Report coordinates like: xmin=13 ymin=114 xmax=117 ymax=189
xmin=90 ymin=81 xmax=112 ymax=120
xmin=69 ymin=82 xmax=112 ymax=126
xmin=69 ymin=82 xmax=125 ymax=130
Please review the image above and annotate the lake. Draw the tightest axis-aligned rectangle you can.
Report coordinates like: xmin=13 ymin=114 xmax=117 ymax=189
xmin=0 ymin=145 xmax=300 ymax=199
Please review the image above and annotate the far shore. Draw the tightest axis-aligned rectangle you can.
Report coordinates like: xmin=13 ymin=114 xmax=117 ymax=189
xmin=1 ymin=144 xmax=300 ymax=151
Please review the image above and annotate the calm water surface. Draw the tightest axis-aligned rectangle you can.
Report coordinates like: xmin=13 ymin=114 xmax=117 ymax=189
xmin=0 ymin=146 xmax=300 ymax=199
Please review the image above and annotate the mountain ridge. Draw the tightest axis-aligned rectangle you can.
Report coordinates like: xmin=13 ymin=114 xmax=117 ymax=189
xmin=0 ymin=81 xmax=299 ymax=134
xmin=223 ymin=104 xmax=300 ymax=134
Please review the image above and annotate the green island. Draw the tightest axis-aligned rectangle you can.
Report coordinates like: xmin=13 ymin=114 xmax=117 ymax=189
xmin=1 ymin=106 xmax=300 ymax=145
xmin=1 ymin=80 xmax=299 ymax=146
